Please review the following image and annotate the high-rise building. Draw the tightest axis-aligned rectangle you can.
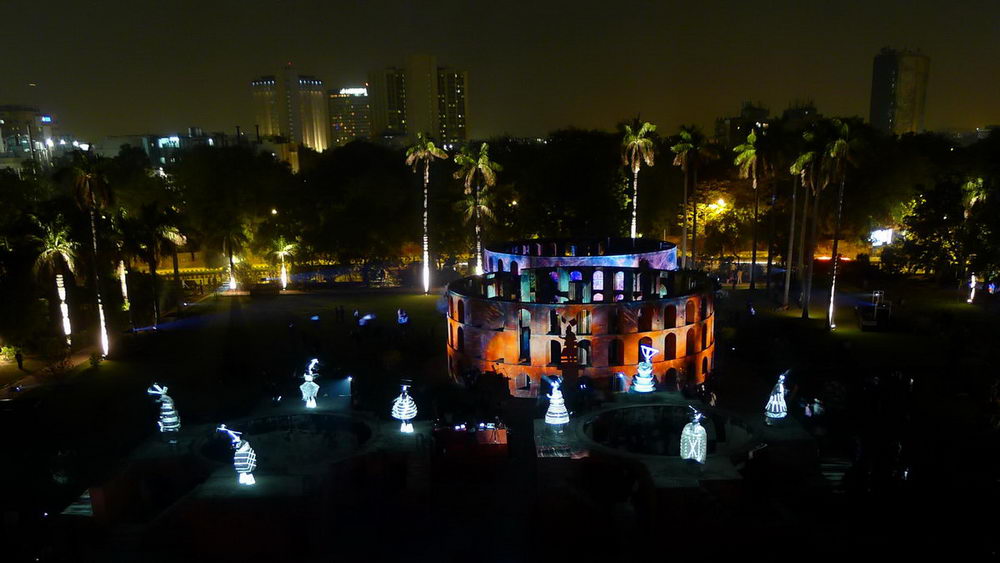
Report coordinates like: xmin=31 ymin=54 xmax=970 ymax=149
xmin=367 ymin=55 xmax=468 ymax=144
xmin=328 ymin=87 xmax=371 ymax=147
xmin=437 ymin=67 xmax=468 ymax=145
xmin=251 ymin=64 xmax=330 ymax=152
xmin=367 ymin=67 xmax=407 ymax=139
xmin=869 ymin=47 xmax=930 ymax=135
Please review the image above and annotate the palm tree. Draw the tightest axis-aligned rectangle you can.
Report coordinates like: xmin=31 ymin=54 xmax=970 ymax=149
xmin=734 ymin=130 xmax=761 ymax=289
xmin=456 ymin=185 xmax=496 ymax=266
xmin=406 ymin=132 xmax=448 ymax=293
xmin=273 ymin=236 xmax=298 ymax=290
xmin=824 ymin=119 xmax=854 ymax=329
xmin=454 ymin=143 xmax=502 ymax=275
xmin=782 ymin=172 xmax=800 ymax=308
xmin=791 ymin=128 xmax=832 ymax=320
xmin=671 ymin=127 xmax=713 ymax=267
xmin=33 ymin=218 xmax=78 ymax=347
xmin=68 ymin=152 xmax=112 ymax=356
xmin=622 ymin=121 xmax=656 ymax=239
xmin=120 ymin=203 xmax=185 ymax=327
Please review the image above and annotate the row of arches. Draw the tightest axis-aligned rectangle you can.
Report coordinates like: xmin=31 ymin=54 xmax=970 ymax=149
xmin=513 ymin=355 xmax=712 ymax=394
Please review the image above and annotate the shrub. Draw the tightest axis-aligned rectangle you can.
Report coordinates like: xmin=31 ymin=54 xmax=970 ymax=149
xmin=89 ymin=352 xmax=103 ymax=368
xmin=0 ymin=345 xmax=18 ymax=362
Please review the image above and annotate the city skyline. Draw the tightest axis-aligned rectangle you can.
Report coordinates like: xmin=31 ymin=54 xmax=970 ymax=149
xmin=2 ymin=1 xmax=998 ymax=140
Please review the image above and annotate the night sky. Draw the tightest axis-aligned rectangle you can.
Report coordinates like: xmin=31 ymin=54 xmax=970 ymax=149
xmin=3 ymin=0 xmax=998 ymax=140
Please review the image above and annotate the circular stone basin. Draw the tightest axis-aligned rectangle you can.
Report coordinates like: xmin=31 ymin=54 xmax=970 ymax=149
xmin=202 ymin=413 xmax=372 ymax=470
xmin=583 ymin=405 xmax=753 ymax=457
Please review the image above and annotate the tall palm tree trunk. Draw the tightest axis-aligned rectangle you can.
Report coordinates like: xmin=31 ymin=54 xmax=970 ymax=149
xmin=474 ymin=183 xmax=482 ymax=275
xmin=422 ymin=160 xmax=431 ymax=293
xmin=782 ymin=176 xmax=798 ymax=308
xmin=149 ymin=260 xmax=161 ymax=327
xmin=691 ymin=167 xmax=698 ymax=268
xmin=228 ymin=249 xmax=236 ymax=291
xmin=87 ymin=206 xmax=110 ymax=356
xmin=680 ymin=167 xmax=688 ymax=267
xmin=827 ymin=177 xmax=846 ymax=329
xmin=802 ymin=190 xmax=821 ymax=319
xmin=797 ymin=184 xmax=810 ymax=307
xmin=630 ymin=169 xmax=639 ymax=239
xmin=749 ymin=175 xmax=758 ymax=290
xmin=172 ymin=249 xmax=182 ymax=312
xmin=765 ymin=177 xmax=777 ymax=294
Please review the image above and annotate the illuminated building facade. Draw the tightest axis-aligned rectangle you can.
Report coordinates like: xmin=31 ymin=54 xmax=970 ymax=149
xmin=251 ymin=64 xmax=330 ymax=151
xmin=328 ymin=87 xmax=371 ymax=147
xmin=367 ymin=55 xmax=468 ymax=144
xmin=447 ymin=239 xmax=715 ymax=397
xmin=869 ymin=47 xmax=930 ymax=135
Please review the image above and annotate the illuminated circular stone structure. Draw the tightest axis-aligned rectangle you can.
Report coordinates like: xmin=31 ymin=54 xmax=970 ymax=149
xmin=447 ymin=239 xmax=715 ymax=397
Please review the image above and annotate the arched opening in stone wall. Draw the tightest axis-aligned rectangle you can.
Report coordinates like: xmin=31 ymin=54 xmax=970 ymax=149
xmin=611 ymin=372 xmax=626 ymax=392
xmin=518 ymin=373 xmax=531 ymax=391
xmin=578 ymin=340 xmax=591 ymax=365
xmin=457 ymin=300 xmax=466 ymax=323
xmin=702 ymin=357 xmax=709 ymax=376
xmin=577 ymin=310 xmax=591 ymax=334
xmin=497 ymin=258 xmax=504 ymax=272
xmin=686 ymin=327 xmax=697 ymax=355
xmin=614 ymin=271 xmax=625 ymax=291
xmin=457 ymin=327 xmax=465 ymax=352
xmin=510 ymin=261 xmax=519 ymax=275
xmin=664 ymin=332 xmax=677 ymax=359
xmin=549 ymin=310 xmax=560 ymax=334
xmin=549 ymin=340 xmax=562 ymax=365
xmin=638 ymin=305 xmax=654 ymax=332
xmin=664 ymin=304 xmax=677 ymax=328
xmin=664 ymin=368 xmax=678 ymax=391
xmin=608 ymin=339 xmax=624 ymax=366
xmin=685 ymin=300 xmax=696 ymax=324
xmin=593 ymin=270 xmax=604 ymax=290
xmin=519 ymin=309 xmax=531 ymax=364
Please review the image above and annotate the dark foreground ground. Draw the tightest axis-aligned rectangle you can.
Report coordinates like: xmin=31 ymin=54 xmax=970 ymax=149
xmin=2 ymin=280 xmax=999 ymax=561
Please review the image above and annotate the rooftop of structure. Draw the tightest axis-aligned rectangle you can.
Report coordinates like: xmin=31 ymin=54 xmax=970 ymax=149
xmin=486 ymin=237 xmax=674 ymax=257
xmin=447 ymin=266 xmax=712 ymax=303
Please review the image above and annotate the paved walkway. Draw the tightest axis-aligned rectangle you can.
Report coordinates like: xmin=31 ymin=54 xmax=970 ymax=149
xmin=0 ymin=346 xmax=97 ymax=399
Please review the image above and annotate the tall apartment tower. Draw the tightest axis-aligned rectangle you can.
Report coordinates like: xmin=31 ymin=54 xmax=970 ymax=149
xmin=869 ymin=48 xmax=930 ymax=135
xmin=251 ymin=64 xmax=330 ymax=152
xmin=367 ymin=67 xmax=407 ymax=139
xmin=328 ymin=87 xmax=371 ymax=147
xmin=367 ymin=55 xmax=468 ymax=144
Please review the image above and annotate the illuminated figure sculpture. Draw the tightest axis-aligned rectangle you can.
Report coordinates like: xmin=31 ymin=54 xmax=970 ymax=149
xmin=391 ymin=384 xmax=418 ymax=433
xmin=680 ymin=406 xmax=707 ymax=464
xmin=300 ymin=374 xmax=319 ymax=409
xmin=217 ymin=425 xmax=257 ymax=485
xmin=299 ymin=358 xmax=320 ymax=408
xmin=147 ymin=383 xmax=180 ymax=441
xmin=631 ymin=344 xmax=659 ymax=393
xmin=397 ymin=309 xmax=409 ymax=325
xmin=765 ymin=371 xmax=789 ymax=423
xmin=968 ymin=273 xmax=977 ymax=304
xmin=544 ymin=377 xmax=570 ymax=428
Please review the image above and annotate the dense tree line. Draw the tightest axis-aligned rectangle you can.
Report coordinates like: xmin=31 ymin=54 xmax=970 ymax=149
xmin=1 ymin=119 xmax=999 ymax=356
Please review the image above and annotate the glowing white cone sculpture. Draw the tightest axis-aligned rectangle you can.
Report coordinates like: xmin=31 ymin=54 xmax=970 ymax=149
xmin=391 ymin=384 xmax=418 ymax=433
xmin=968 ymin=273 xmax=977 ymax=304
xmin=680 ymin=407 xmax=707 ymax=464
xmin=280 ymin=260 xmax=288 ymax=290
xmin=218 ymin=425 xmax=257 ymax=485
xmin=147 ymin=383 xmax=181 ymax=441
xmin=765 ymin=371 xmax=788 ymax=421
xmin=544 ymin=378 xmax=570 ymax=427
xmin=300 ymin=374 xmax=319 ymax=409
xmin=632 ymin=344 xmax=659 ymax=393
